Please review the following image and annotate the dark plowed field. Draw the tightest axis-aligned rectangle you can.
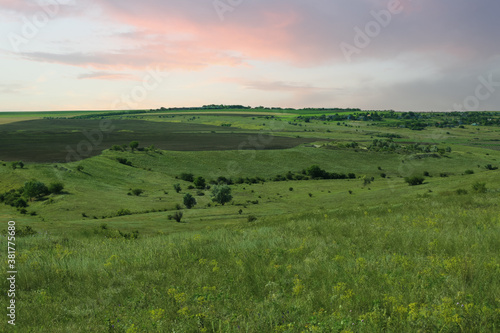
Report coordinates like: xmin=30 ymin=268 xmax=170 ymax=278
xmin=0 ymin=119 xmax=319 ymax=163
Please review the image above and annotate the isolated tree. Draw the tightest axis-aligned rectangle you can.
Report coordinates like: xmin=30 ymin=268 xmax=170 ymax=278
xmin=129 ymin=141 xmax=139 ymax=151
xmin=183 ymin=193 xmax=197 ymax=209
xmin=132 ymin=189 xmax=144 ymax=196
xmin=211 ymin=185 xmax=232 ymax=205
xmin=405 ymin=176 xmax=425 ymax=186
xmin=24 ymin=180 xmax=48 ymax=201
xmin=193 ymin=176 xmax=206 ymax=189
xmin=48 ymin=182 xmax=64 ymax=194
xmin=173 ymin=184 xmax=182 ymax=193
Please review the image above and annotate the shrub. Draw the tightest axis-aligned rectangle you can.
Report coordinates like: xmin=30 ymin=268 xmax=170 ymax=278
xmin=187 ymin=185 xmax=195 ymax=190
xmin=440 ymin=173 xmax=448 ymax=177
xmin=405 ymin=176 xmax=425 ymax=186
xmin=380 ymin=173 xmax=386 ymax=178
xmin=194 ymin=176 xmax=206 ymax=189
xmin=24 ymin=180 xmax=49 ymax=201
xmin=464 ymin=169 xmax=474 ymax=175
xmin=110 ymin=145 xmax=124 ymax=151
xmin=485 ymin=164 xmax=498 ymax=170
xmin=456 ymin=189 xmax=468 ymax=195
xmin=211 ymin=185 xmax=233 ymax=205
xmin=247 ymin=215 xmax=257 ymax=222
xmin=183 ymin=193 xmax=197 ymax=209
xmin=180 ymin=173 xmax=194 ymax=182
xmin=289 ymin=187 xmax=294 ymax=191
xmin=48 ymin=182 xmax=64 ymax=194
xmin=170 ymin=211 xmax=183 ymax=222
xmin=472 ymin=182 xmax=487 ymax=193
xmin=173 ymin=184 xmax=181 ymax=193
xmin=116 ymin=157 xmax=132 ymax=166
xmin=76 ymin=165 xmax=84 ymax=172
xmin=423 ymin=171 xmax=430 ymax=177
xmin=132 ymin=189 xmax=144 ymax=196
xmin=129 ymin=141 xmax=139 ymax=151
xmin=117 ymin=209 xmax=132 ymax=216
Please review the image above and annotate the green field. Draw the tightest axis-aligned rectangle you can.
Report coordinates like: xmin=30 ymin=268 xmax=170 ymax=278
xmin=0 ymin=108 xmax=499 ymax=332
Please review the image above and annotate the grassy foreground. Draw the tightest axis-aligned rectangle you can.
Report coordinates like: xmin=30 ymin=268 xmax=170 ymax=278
xmin=1 ymin=192 xmax=499 ymax=332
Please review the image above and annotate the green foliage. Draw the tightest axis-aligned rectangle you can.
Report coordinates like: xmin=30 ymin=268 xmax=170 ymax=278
xmin=110 ymin=145 xmax=124 ymax=152
xmin=210 ymin=185 xmax=232 ymax=205
xmin=485 ymin=164 xmax=498 ymax=170
xmin=472 ymin=182 xmax=487 ymax=193
xmin=247 ymin=215 xmax=257 ymax=222
xmin=116 ymin=157 xmax=132 ymax=166
xmin=183 ymin=193 xmax=197 ymax=209
xmin=405 ymin=176 xmax=425 ymax=186
xmin=129 ymin=141 xmax=139 ymax=151
xmin=131 ymin=189 xmax=144 ymax=196
xmin=76 ymin=165 xmax=84 ymax=172
xmin=464 ymin=169 xmax=474 ymax=175
xmin=168 ymin=211 xmax=183 ymax=222
xmin=117 ymin=208 xmax=132 ymax=216
xmin=193 ymin=176 xmax=206 ymax=189
xmin=48 ymin=182 xmax=64 ymax=194
xmin=11 ymin=161 xmax=24 ymax=169
xmin=173 ymin=184 xmax=181 ymax=193
xmin=24 ymin=180 xmax=49 ymax=200
xmin=179 ymin=173 xmax=194 ymax=182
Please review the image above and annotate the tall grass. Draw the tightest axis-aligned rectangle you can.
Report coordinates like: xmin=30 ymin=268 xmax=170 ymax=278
xmin=1 ymin=193 xmax=499 ymax=332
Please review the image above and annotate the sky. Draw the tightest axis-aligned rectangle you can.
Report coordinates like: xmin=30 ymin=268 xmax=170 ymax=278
xmin=1 ymin=0 xmax=499 ymax=112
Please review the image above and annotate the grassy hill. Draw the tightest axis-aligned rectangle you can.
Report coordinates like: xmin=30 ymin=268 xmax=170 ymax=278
xmin=0 ymin=109 xmax=499 ymax=332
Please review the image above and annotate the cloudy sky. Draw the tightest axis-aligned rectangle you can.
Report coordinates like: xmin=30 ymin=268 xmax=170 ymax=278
xmin=1 ymin=0 xmax=499 ymax=111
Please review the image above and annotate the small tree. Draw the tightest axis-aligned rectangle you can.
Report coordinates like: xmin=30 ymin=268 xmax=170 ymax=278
xmin=129 ymin=141 xmax=139 ymax=151
xmin=211 ymin=185 xmax=232 ymax=205
xmin=194 ymin=176 xmax=206 ymax=189
xmin=76 ymin=165 xmax=84 ymax=172
xmin=183 ymin=193 xmax=197 ymax=209
xmin=170 ymin=211 xmax=183 ymax=222
xmin=132 ymin=189 xmax=144 ymax=196
xmin=405 ymin=176 xmax=425 ymax=186
xmin=48 ymin=182 xmax=64 ymax=194
xmin=17 ymin=161 xmax=24 ymax=169
xmin=173 ymin=184 xmax=181 ymax=193
xmin=24 ymin=180 xmax=48 ymax=201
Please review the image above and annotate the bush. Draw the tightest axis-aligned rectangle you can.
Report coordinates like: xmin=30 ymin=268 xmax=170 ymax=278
xmin=180 ymin=173 xmax=194 ymax=182
xmin=169 ymin=211 xmax=183 ymax=222
xmin=173 ymin=184 xmax=181 ymax=193
xmin=24 ymin=180 xmax=49 ymax=200
xmin=405 ymin=176 xmax=425 ymax=186
xmin=194 ymin=176 xmax=206 ymax=189
xmin=247 ymin=215 xmax=257 ymax=222
xmin=183 ymin=193 xmax=197 ymax=209
xmin=211 ymin=185 xmax=233 ymax=205
xmin=129 ymin=141 xmax=139 ymax=151
xmin=485 ymin=164 xmax=498 ymax=170
xmin=116 ymin=157 xmax=132 ymax=166
xmin=48 ymin=182 xmax=64 ymax=194
xmin=289 ymin=187 xmax=294 ymax=191
xmin=117 ymin=209 xmax=132 ymax=216
xmin=110 ymin=145 xmax=124 ymax=151
xmin=464 ymin=169 xmax=474 ymax=175
xmin=456 ymin=189 xmax=468 ymax=195
xmin=423 ymin=171 xmax=430 ymax=177
xmin=472 ymin=182 xmax=487 ymax=193
xmin=76 ymin=165 xmax=84 ymax=172
xmin=132 ymin=189 xmax=144 ymax=196
xmin=380 ymin=173 xmax=386 ymax=178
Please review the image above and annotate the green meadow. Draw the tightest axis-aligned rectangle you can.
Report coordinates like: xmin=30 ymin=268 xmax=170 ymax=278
xmin=0 ymin=108 xmax=499 ymax=332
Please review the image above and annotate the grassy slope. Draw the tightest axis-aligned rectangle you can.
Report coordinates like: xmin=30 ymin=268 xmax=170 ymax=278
xmin=1 ymin=193 xmax=499 ymax=332
xmin=0 ymin=111 xmax=499 ymax=332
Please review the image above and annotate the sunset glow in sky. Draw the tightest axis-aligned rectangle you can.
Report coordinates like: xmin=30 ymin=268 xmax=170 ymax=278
xmin=1 ymin=0 xmax=499 ymax=111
